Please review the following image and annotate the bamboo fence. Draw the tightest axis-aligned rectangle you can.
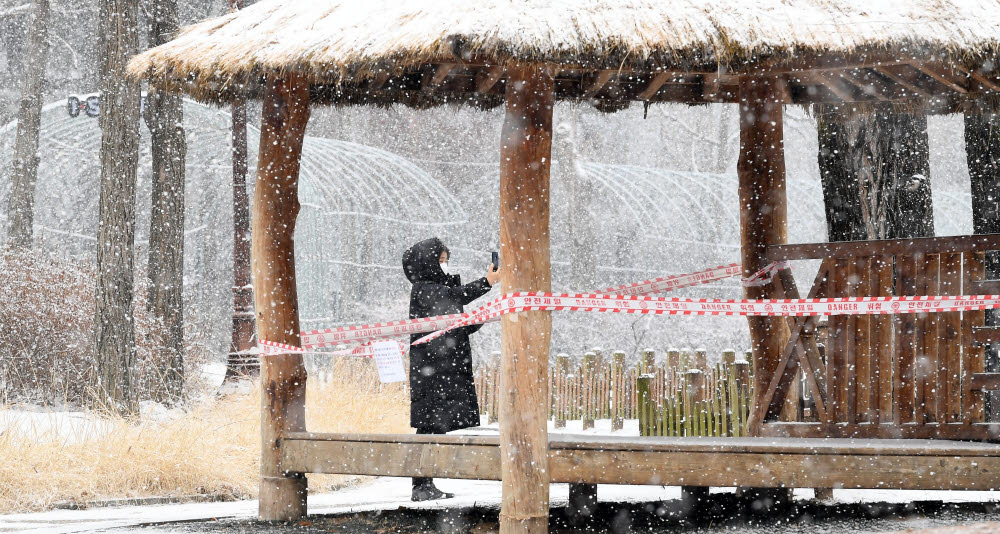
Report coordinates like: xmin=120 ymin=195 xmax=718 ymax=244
xmin=473 ymin=347 xmax=759 ymax=436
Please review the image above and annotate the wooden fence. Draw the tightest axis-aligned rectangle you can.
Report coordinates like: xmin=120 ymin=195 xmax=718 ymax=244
xmin=473 ymin=347 xmax=755 ymax=436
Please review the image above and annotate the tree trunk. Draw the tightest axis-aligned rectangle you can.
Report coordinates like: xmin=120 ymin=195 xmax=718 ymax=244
xmin=223 ymin=0 xmax=257 ymax=382
xmin=143 ymin=0 xmax=186 ymax=403
xmin=93 ymin=0 xmax=141 ymax=415
xmin=0 ymin=13 xmax=28 ymax=133
xmin=555 ymin=109 xmax=596 ymax=293
xmin=964 ymin=111 xmax=1000 ymax=420
xmin=817 ymin=104 xmax=934 ymax=241
xmin=6 ymin=0 xmax=49 ymax=249
xmin=224 ymin=95 xmax=256 ymax=379
xmin=817 ymin=115 xmax=867 ymax=242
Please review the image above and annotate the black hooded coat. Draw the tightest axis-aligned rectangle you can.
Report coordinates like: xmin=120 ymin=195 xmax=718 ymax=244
xmin=403 ymin=238 xmax=493 ymax=432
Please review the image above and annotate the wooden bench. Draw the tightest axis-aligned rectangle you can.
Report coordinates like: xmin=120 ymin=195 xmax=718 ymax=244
xmin=280 ymin=432 xmax=1000 ymax=490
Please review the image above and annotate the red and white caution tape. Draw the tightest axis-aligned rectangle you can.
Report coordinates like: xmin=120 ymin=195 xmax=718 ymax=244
xmin=298 ymin=313 xmax=466 ymax=350
xmin=295 ymin=262 xmax=787 ymax=347
xmin=412 ymin=293 xmax=1000 ymax=346
xmin=258 ymin=261 xmax=791 ymax=356
xmin=259 ymin=338 xmax=408 ymax=358
xmin=742 ymin=261 xmax=792 ymax=288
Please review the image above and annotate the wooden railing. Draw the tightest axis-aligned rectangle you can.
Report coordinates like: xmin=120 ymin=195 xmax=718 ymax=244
xmin=758 ymin=233 xmax=1000 ymax=440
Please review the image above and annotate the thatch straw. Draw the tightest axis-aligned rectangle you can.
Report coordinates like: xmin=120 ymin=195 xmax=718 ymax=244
xmin=127 ymin=0 xmax=1000 ymax=105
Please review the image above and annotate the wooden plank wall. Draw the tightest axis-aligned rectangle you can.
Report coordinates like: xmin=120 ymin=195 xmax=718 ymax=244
xmin=784 ymin=250 xmax=989 ymax=438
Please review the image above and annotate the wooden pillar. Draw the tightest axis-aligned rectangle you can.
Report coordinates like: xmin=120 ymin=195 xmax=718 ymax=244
xmin=498 ymin=65 xmax=554 ymax=534
xmin=253 ymin=74 xmax=311 ymax=521
xmin=738 ymin=76 xmax=790 ymax=435
xmin=567 ymin=483 xmax=597 ymax=523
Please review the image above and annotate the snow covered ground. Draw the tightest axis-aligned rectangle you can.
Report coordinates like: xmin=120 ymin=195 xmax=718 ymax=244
xmin=3 ymin=476 xmax=1000 ymax=533
xmin=0 ymin=363 xmax=228 ymax=443
xmin=4 ymin=363 xmax=1000 ymax=532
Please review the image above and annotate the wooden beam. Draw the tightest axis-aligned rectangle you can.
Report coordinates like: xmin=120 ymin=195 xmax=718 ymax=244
xmin=738 ymin=51 xmax=914 ymax=76
xmin=953 ymin=64 xmax=1000 ymax=93
xmin=475 ymin=65 xmax=504 ymax=93
xmin=637 ymin=72 xmax=670 ymax=101
xmin=280 ymin=432 xmax=1000 ymax=490
xmin=971 ymin=279 xmax=1000 ymax=294
xmin=915 ymin=63 xmax=969 ymax=94
xmin=738 ymin=76 xmax=791 ymax=436
xmin=422 ymin=63 xmax=454 ymax=90
xmin=368 ymin=69 xmax=390 ymax=91
xmin=759 ymin=422 xmax=1000 ymax=441
xmin=499 ymin=65 xmax=554 ymax=534
xmin=814 ymin=72 xmax=856 ymax=101
xmin=972 ymin=328 xmax=1000 ymax=347
xmin=838 ymin=70 xmax=890 ymax=101
xmin=970 ymin=372 xmax=1000 ymax=390
xmin=703 ymin=72 xmax=738 ymax=102
xmin=254 ymin=74 xmax=311 ymax=522
xmin=768 ymin=234 xmax=1000 ymax=261
xmin=581 ymin=70 xmax=615 ymax=98
xmin=874 ymin=66 xmax=930 ymax=98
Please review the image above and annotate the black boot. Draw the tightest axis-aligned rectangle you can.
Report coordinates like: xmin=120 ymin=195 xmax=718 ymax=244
xmin=412 ymin=478 xmax=455 ymax=502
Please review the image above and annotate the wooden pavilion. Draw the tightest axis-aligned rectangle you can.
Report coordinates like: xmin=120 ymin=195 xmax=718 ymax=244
xmin=129 ymin=1 xmax=1000 ymax=531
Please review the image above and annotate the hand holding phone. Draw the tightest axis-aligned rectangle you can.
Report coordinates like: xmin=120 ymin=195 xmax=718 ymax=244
xmin=486 ymin=251 xmax=501 ymax=286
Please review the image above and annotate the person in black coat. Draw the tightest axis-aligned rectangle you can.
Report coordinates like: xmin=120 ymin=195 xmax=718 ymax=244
xmin=402 ymin=237 xmax=500 ymax=501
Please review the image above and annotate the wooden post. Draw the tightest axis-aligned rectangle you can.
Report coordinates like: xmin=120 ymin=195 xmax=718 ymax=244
xmin=254 ymin=74 xmax=311 ymax=521
xmin=694 ymin=348 xmax=708 ymax=371
xmin=637 ymin=374 xmax=652 ymax=435
xmin=555 ymin=353 xmax=569 ymax=428
xmin=641 ymin=348 xmax=656 ymax=373
xmin=498 ymin=64 xmax=554 ymax=534
xmin=681 ymin=486 xmax=710 ymax=515
xmin=667 ymin=348 xmax=680 ymax=370
xmin=738 ymin=76 xmax=790 ymax=435
xmin=814 ymin=488 xmax=835 ymax=502
xmin=611 ymin=350 xmax=626 ymax=431
xmin=582 ymin=352 xmax=596 ymax=430
xmin=567 ymin=483 xmax=598 ymax=523
xmin=490 ymin=352 xmax=502 ymax=424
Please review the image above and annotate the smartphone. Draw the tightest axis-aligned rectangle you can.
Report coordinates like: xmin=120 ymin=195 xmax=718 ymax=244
xmin=491 ymin=251 xmax=500 ymax=270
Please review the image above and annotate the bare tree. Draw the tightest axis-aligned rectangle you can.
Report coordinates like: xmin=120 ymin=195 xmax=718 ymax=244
xmin=817 ymin=116 xmax=867 ymax=242
xmin=6 ymin=0 xmax=49 ymax=249
xmin=816 ymin=103 xmax=934 ymax=241
xmin=0 ymin=4 xmax=30 ymax=128
xmin=93 ymin=0 xmax=141 ymax=414
xmin=223 ymin=0 xmax=257 ymax=382
xmin=554 ymin=108 xmax=596 ymax=292
xmin=143 ymin=0 xmax=186 ymax=402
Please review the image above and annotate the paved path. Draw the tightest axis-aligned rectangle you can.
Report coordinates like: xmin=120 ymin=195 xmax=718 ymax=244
xmin=3 ymin=478 xmax=999 ymax=533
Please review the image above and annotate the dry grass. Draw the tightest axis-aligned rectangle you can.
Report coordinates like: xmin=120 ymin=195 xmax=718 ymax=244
xmin=0 ymin=250 xmax=212 ymax=407
xmin=0 ymin=359 xmax=410 ymax=513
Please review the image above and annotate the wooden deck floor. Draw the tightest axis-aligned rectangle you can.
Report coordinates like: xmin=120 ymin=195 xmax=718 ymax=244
xmin=280 ymin=432 xmax=1000 ymax=491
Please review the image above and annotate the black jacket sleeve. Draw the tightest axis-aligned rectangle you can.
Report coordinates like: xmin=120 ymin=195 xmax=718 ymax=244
xmin=446 ymin=277 xmax=493 ymax=306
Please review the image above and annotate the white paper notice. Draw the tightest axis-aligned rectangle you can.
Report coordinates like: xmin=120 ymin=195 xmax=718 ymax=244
xmin=372 ymin=341 xmax=407 ymax=383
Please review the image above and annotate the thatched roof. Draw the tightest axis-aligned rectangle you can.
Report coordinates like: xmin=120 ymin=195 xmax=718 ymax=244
xmin=127 ymin=0 xmax=1000 ymax=108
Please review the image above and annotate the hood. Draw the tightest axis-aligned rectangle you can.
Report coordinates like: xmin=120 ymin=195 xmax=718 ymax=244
xmin=402 ymin=237 xmax=451 ymax=285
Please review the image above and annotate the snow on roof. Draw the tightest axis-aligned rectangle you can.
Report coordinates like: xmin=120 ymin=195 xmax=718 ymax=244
xmin=127 ymin=0 xmax=1000 ymax=106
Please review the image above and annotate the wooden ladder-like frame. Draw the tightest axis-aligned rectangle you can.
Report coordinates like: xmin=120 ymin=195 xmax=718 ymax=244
xmin=754 ymin=234 xmax=1000 ymax=440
